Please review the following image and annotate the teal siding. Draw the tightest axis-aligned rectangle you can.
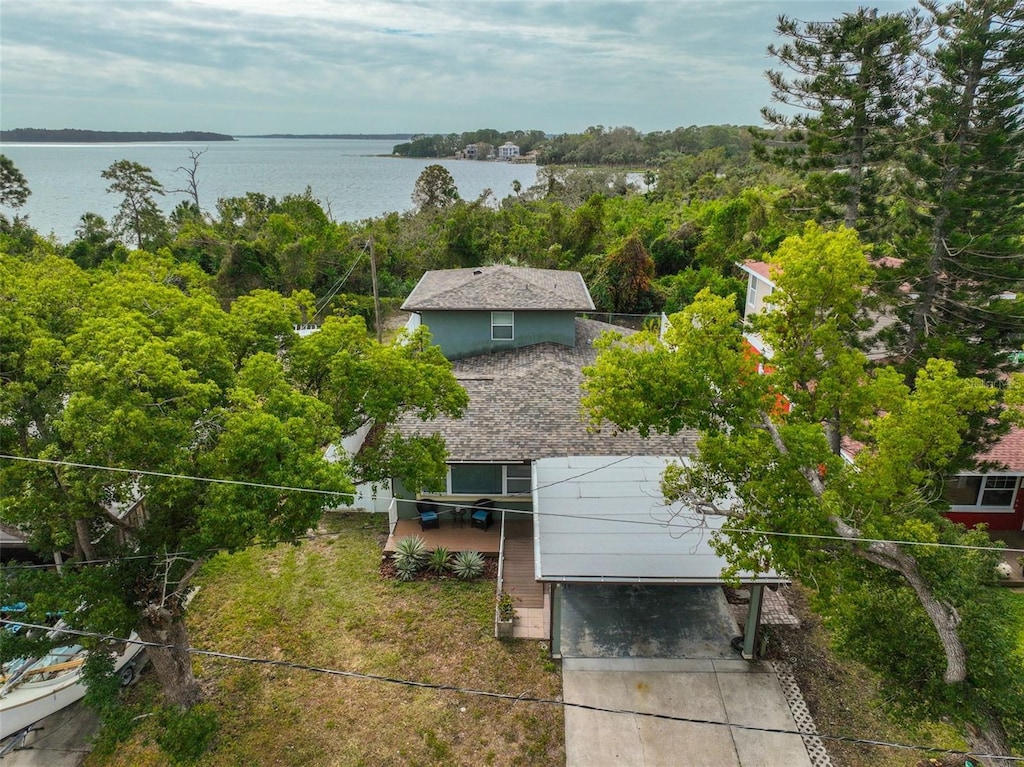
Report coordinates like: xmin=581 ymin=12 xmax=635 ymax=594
xmin=418 ymin=310 xmax=576 ymax=359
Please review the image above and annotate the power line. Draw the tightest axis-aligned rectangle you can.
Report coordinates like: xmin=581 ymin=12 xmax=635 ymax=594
xmin=2 ymin=453 xmax=1021 ymax=561
xmin=3 ymin=619 xmax=1021 ymax=764
xmin=0 ymin=454 xmax=353 ymax=500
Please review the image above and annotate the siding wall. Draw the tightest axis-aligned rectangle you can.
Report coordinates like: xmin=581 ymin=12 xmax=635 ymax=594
xmin=417 ymin=310 xmax=576 ymax=359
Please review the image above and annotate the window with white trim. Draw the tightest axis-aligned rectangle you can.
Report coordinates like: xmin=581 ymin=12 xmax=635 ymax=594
xmin=448 ymin=464 xmax=531 ymax=495
xmin=944 ymin=475 xmax=1020 ymax=508
xmin=491 ymin=311 xmax=514 ymax=340
xmin=746 ymin=276 xmax=759 ymax=310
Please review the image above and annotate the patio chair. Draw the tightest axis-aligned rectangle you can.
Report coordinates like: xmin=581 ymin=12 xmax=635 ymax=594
xmin=470 ymin=498 xmax=494 ymax=531
xmin=417 ymin=500 xmax=440 ymax=531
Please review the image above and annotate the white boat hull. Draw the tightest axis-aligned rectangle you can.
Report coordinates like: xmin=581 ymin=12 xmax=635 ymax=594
xmin=0 ymin=639 xmax=142 ymax=740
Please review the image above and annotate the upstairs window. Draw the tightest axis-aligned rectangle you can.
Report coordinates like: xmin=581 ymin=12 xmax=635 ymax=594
xmin=944 ymin=475 xmax=1019 ymax=507
xmin=491 ymin=311 xmax=514 ymax=340
xmin=746 ymin=276 xmax=759 ymax=311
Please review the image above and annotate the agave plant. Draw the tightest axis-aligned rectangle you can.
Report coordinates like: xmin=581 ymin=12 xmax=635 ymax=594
xmin=451 ymin=550 xmax=485 ymax=580
xmin=395 ymin=557 xmax=420 ymax=581
xmin=427 ymin=546 xmax=452 ymax=575
xmin=393 ymin=535 xmax=428 ymax=567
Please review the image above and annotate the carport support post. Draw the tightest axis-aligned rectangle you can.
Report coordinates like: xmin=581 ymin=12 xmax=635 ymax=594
xmin=742 ymin=584 xmax=765 ymax=660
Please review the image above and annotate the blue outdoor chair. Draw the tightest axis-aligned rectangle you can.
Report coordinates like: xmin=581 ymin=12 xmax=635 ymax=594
xmin=417 ymin=500 xmax=440 ymax=531
xmin=470 ymin=498 xmax=494 ymax=531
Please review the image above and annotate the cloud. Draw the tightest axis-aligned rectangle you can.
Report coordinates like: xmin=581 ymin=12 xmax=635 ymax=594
xmin=0 ymin=0 xmax=911 ymax=134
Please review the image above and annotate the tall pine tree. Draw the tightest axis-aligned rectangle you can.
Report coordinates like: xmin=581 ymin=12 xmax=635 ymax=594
xmin=892 ymin=0 xmax=1024 ymax=381
xmin=756 ymin=8 xmax=922 ymax=231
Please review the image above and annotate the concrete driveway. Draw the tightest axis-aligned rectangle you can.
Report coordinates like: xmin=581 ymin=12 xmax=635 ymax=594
xmin=558 ymin=585 xmax=816 ymax=767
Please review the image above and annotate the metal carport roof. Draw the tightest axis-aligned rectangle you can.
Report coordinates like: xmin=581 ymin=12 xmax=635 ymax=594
xmin=532 ymin=456 xmax=785 ymax=585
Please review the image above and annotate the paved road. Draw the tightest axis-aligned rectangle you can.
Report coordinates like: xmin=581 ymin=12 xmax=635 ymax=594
xmin=1 ymin=702 xmax=98 ymax=767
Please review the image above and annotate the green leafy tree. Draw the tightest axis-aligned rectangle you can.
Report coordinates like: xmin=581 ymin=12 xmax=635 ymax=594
xmin=411 ymin=164 xmax=460 ymax=212
xmin=591 ymin=232 xmax=658 ymax=314
xmin=582 ymin=223 xmax=1023 ymax=759
xmin=101 ymin=160 xmax=168 ymax=250
xmin=0 ymin=250 xmax=465 ymax=708
xmin=0 ymin=154 xmax=31 ymax=209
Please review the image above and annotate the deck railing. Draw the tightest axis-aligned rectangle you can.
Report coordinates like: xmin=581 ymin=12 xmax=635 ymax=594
xmin=494 ymin=509 xmax=509 ymax=637
xmin=387 ymin=497 xmax=398 ymax=538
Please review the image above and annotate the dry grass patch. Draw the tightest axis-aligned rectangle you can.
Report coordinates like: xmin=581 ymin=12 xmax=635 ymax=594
xmin=88 ymin=513 xmax=563 ymax=767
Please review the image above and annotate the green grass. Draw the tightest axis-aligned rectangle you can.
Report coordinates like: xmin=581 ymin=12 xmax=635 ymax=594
xmin=86 ymin=513 xmax=563 ymax=767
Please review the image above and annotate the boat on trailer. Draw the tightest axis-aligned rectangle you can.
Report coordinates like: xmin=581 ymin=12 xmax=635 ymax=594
xmin=0 ymin=623 xmax=142 ymax=741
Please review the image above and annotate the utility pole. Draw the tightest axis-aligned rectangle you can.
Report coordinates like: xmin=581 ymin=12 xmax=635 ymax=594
xmin=369 ymin=235 xmax=383 ymax=344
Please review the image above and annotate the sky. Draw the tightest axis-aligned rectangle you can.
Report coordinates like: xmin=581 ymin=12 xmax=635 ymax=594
xmin=0 ymin=0 xmax=911 ymax=136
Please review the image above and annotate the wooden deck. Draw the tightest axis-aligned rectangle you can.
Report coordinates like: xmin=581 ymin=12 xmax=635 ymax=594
xmin=384 ymin=518 xmax=534 ymax=556
xmin=501 ymin=526 xmax=544 ymax=608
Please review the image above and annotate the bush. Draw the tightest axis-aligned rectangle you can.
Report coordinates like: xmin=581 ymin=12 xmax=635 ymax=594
xmin=393 ymin=535 xmax=428 ymax=569
xmin=451 ymin=550 xmax=485 ymax=580
xmin=156 ymin=703 xmax=218 ymax=764
xmin=427 ymin=546 xmax=452 ymax=575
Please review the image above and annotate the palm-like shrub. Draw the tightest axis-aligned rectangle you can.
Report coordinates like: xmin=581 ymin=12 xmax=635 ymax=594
xmin=427 ymin=546 xmax=452 ymax=575
xmin=395 ymin=557 xmax=420 ymax=581
xmin=451 ymin=550 xmax=485 ymax=580
xmin=393 ymin=535 xmax=428 ymax=581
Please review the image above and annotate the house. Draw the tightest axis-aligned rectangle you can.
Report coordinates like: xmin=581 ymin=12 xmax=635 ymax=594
xmin=463 ymin=143 xmax=478 ymax=160
xmin=386 ymin=264 xmax=785 ymax=651
xmin=497 ymin=141 xmax=520 ymax=160
xmin=738 ymin=260 xmax=1024 ymax=531
xmin=399 ymin=265 xmax=595 ymax=360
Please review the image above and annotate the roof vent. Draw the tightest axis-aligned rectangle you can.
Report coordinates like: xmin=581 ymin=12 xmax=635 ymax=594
xmin=473 ymin=269 xmax=483 ymax=275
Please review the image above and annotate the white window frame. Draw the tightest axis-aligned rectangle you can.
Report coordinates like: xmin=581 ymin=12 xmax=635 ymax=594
xmin=746 ymin=275 xmax=759 ymax=311
xmin=447 ymin=463 xmax=531 ymax=496
xmin=491 ymin=311 xmax=514 ymax=341
xmin=946 ymin=474 xmax=1020 ymax=510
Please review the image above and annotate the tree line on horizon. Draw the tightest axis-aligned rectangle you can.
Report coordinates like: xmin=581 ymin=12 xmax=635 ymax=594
xmin=1 ymin=0 xmax=1022 ymax=761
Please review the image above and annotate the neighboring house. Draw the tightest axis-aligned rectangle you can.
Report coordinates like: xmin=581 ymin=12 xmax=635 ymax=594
xmin=464 ymin=143 xmax=478 ymax=160
xmin=497 ymin=141 xmax=520 ymax=160
xmin=738 ymin=260 xmax=1024 ymax=531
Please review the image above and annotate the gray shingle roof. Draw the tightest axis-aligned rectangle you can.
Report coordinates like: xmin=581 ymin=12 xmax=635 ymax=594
xmin=401 ymin=265 xmax=595 ymax=312
xmin=394 ymin=318 xmax=696 ymax=462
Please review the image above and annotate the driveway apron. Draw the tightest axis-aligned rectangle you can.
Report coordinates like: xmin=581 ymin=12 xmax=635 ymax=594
xmin=559 ymin=585 xmax=814 ymax=767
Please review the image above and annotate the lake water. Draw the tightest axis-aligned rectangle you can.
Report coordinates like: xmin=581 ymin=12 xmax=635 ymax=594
xmin=0 ymin=138 xmax=539 ymax=243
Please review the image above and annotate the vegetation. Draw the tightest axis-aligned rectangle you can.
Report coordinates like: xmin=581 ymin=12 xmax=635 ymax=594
xmin=0 ymin=0 xmax=1020 ymax=760
xmin=0 ymin=129 xmax=234 ymax=142
xmin=0 ymin=154 xmax=31 ymax=209
xmin=83 ymin=514 xmax=564 ymax=766
xmin=0 ymin=249 xmax=466 ymax=707
xmin=582 ymin=224 xmax=1024 ymax=757
xmin=451 ymin=550 xmax=486 ymax=580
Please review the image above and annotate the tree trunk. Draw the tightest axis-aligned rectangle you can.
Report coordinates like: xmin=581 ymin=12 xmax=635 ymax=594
xmin=135 ymin=609 xmax=201 ymax=709
xmin=964 ymin=706 xmax=1015 ymax=767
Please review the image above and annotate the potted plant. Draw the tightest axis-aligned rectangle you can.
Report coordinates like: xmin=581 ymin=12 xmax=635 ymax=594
xmin=495 ymin=590 xmax=516 ymax=639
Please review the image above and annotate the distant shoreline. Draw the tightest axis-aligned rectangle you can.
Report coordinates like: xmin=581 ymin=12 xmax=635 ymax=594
xmin=239 ymin=133 xmax=415 ymax=140
xmin=0 ymin=129 xmax=235 ymax=143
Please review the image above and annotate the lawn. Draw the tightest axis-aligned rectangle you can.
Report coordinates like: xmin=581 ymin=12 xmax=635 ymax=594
xmin=87 ymin=512 xmax=564 ymax=767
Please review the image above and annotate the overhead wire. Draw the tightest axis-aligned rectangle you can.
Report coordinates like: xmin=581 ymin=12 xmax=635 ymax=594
xmin=3 ymin=619 xmax=1021 ymax=764
xmin=1 ymin=453 xmax=1022 ymax=569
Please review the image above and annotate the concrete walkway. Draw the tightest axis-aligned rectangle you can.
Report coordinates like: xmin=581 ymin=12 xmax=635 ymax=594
xmin=558 ymin=585 xmax=817 ymax=767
